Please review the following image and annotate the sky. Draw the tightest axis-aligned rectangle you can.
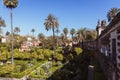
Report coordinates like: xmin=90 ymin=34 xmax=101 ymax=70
xmin=0 ymin=0 xmax=120 ymax=37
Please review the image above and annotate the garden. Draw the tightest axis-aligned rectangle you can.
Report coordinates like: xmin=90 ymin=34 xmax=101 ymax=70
xmin=0 ymin=41 xmax=106 ymax=80
xmin=0 ymin=42 xmax=83 ymax=79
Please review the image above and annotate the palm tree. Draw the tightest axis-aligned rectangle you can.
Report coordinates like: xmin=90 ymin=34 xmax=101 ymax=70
xmin=14 ymin=27 xmax=20 ymax=44
xmin=107 ymin=8 xmax=120 ymax=22
xmin=44 ymin=14 xmax=59 ymax=50
xmin=63 ymin=28 xmax=68 ymax=40
xmin=3 ymin=0 xmax=18 ymax=64
xmin=31 ymin=29 xmax=35 ymax=47
xmin=6 ymin=31 xmax=10 ymax=36
xmin=31 ymin=29 xmax=35 ymax=38
xmin=60 ymin=33 xmax=65 ymax=45
xmin=85 ymin=30 xmax=97 ymax=41
xmin=14 ymin=27 xmax=20 ymax=35
xmin=70 ymin=28 xmax=75 ymax=41
xmin=77 ymin=28 xmax=87 ymax=41
xmin=38 ymin=33 xmax=45 ymax=49
xmin=55 ymin=28 xmax=60 ymax=47
xmin=5 ymin=31 xmax=10 ymax=43
xmin=77 ymin=28 xmax=97 ymax=42
xmin=31 ymin=29 xmax=35 ymax=40
xmin=70 ymin=28 xmax=75 ymax=46
xmin=0 ymin=17 xmax=6 ymax=36
xmin=77 ymin=28 xmax=87 ymax=48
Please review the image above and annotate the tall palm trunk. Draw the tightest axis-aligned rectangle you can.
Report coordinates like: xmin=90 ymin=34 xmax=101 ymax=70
xmin=10 ymin=8 xmax=14 ymax=64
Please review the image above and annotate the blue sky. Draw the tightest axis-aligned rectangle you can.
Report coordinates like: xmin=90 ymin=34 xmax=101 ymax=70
xmin=0 ymin=0 xmax=120 ymax=37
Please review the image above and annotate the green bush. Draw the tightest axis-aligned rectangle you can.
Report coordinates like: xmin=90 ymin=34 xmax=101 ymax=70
xmin=20 ymin=62 xmax=28 ymax=72
xmin=55 ymin=53 xmax=63 ymax=61
xmin=44 ymin=49 xmax=53 ymax=59
xmin=74 ymin=47 xmax=82 ymax=55
xmin=0 ymin=53 xmax=7 ymax=61
xmin=67 ymin=53 xmax=73 ymax=61
xmin=0 ymin=64 xmax=14 ymax=76
xmin=14 ymin=65 xmax=21 ymax=73
xmin=37 ymin=54 xmax=44 ymax=60
xmin=36 ymin=49 xmax=44 ymax=54
xmin=30 ymin=59 xmax=37 ymax=65
xmin=10 ymin=61 xmax=45 ymax=78
xmin=11 ymin=72 xmax=23 ymax=78
xmin=56 ymin=47 xmax=63 ymax=53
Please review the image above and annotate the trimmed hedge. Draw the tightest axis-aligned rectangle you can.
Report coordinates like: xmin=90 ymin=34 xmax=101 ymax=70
xmin=11 ymin=61 xmax=46 ymax=78
xmin=0 ymin=61 xmax=46 ymax=78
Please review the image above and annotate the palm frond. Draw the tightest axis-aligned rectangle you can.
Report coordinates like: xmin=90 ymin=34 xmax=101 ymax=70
xmin=3 ymin=0 xmax=18 ymax=8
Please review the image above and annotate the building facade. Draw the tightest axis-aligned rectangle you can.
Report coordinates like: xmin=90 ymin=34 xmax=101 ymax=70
xmin=97 ymin=12 xmax=120 ymax=80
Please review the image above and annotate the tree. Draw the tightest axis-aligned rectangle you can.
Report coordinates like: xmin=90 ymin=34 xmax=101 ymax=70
xmin=0 ymin=17 xmax=6 ymax=36
xmin=5 ymin=31 xmax=10 ymax=43
xmin=14 ymin=27 xmax=20 ymax=45
xmin=107 ymin=8 xmax=120 ymax=22
xmin=70 ymin=28 xmax=75 ymax=45
xmin=14 ymin=27 xmax=20 ymax=35
xmin=31 ymin=29 xmax=35 ymax=47
xmin=55 ymin=28 xmax=60 ymax=47
xmin=85 ymin=30 xmax=97 ymax=41
xmin=38 ymin=33 xmax=45 ymax=41
xmin=38 ymin=33 xmax=45 ymax=49
xmin=3 ymin=0 xmax=18 ymax=64
xmin=5 ymin=31 xmax=10 ymax=36
xmin=44 ymin=14 xmax=59 ymax=50
xmin=60 ymin=33 xmax=65 ymax=45
xmin=63 ymin=28 xmax=68 ymax=40
xmin=77 ymin=28 xmax=97 ymax=42
xmin=77 ymin=28 xmax=87 ymax=42
xmin=31 ymin=29 xmax=35 ymax=38
xmin=77 ymin=28 xmax=87 ymax=48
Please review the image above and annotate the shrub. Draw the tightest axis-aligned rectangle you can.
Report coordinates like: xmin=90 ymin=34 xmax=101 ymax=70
xmin=11 ymin=72 xmax=23 ymax=78
xmin=14 ymin=65 xmax=21 ymax=73
xmin=0 ymin=53 xmax=7 ymax=61
xmin=56 ymin=47 xmax=63 ymax=53
xmin=38 ymin=54 xmax=44 ymax=60
xmin=31 ymin=52 xmax=37 ymax=59
xmin=30 ymin=59 xmax=37 ymax=65
xmin=44 ymin=49 xmax=53 ymax=59
xmin=0 ymin=64 xmax=14 ymax=76
xmin=37 ymin=49 xmax=44 ymax=54
xmin=67 ymin=53 xmax=73 ymax=61
xmin=20 ymin=62 xmax=28 ymax=72
xmin=39 ymin=68 xmax=45 ymax=76
xmin=74 ymin=47 xmax=82 ymax=55
xmin=55 ymin=53 xmax=63 ymax=61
